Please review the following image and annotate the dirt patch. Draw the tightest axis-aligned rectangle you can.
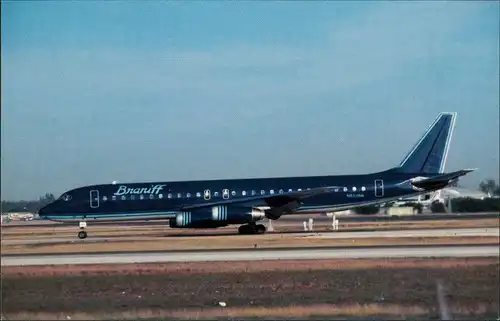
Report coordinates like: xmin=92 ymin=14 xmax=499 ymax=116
xmin=2 ymin=235 xmax=498 ymax=255
xmin=3 ymin=257 xmax=497 ymax=277
xmin=2 ymin=258 xmax=498 ymax=320
xmin=5 ymin=304 xmax=494 ymax=320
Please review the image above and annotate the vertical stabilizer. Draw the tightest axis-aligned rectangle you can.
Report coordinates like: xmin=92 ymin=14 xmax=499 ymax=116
xmin=397 ymin=112 xmax=456 ymax=174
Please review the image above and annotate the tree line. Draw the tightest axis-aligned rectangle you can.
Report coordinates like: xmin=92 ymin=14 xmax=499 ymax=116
xmin=1 ymin=193 xmax=55 ymax=214
xmin=478 ymin=179 xmax=500 ymax=196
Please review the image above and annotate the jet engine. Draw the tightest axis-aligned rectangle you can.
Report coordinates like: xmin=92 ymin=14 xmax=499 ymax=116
xmin=169 ymin=210 xmax=226 ymax=228
xmin=169 ymin=205 xmax=265 ymax=228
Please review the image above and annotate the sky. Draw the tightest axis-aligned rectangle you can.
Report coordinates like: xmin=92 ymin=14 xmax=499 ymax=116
xmin=1 ymin=1 xmax=499 ymax=200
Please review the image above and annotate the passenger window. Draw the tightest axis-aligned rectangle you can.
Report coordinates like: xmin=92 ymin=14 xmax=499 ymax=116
xmin=288 ymin=189 xmax=293 ymax=192
xmin=352 ymin=187 xmax=357 ymax=192
xmin=112 ymin=196 xmax=117 ymax=201
xmin=186 ymin=193 xmax=191 ymax=198
xmin=159 ymin=194 xmax=163 ymax=199
xmin=361 ymin=186 xmax=366 ymax=192
xmin=279 ymin=189 xmax=283 ymax=194
xmin=214 ymin=192 xmax=219 ymax=197
xmin=168 ymin=193 xmax=172 ymax=199
xmin=177 ymin=193 xmax=182 ymax=198
xmin=242 ymin=191 xmax=247 ymax=196
xmin=343 ymin=187 xmax=348 ymax=192
xmin=270 ymin=189 xmax=275 ymax=194
xmin=231 ymin=190 xmax=236 ymax=196
xmin=103 ymin=196 xmax=108 ymax=201
xmin=130 ymin=195 xmax=135 ymax=200
xmin=251 ymin=190 xmax=256 ymax=196
xmin=140 ymin=195 xmax=144 ymax=200
xmin=149 ymin=194 xmax=154 ymax=199
xmin=196 ymin=192 xmax=201 ymax=198
xmin=121 ymin=196 xmax=126 ymax=200
xmin=260 ymin=190 xmax=265 ymax=195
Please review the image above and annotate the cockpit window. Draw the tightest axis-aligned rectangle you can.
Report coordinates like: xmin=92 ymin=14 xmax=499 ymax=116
xmin=60 ymin=194 xmax=72 ymax=201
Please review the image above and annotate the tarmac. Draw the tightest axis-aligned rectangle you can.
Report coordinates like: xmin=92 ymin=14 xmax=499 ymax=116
xmin=3 ymin=225 xmax=498 ymax=267
xmin=3 ymin=227 xmax=499 ymax=266
xmin=304 ymin=227 xmax=499 ymax=238
xmin=2 ymin=245 xmax=498 ymax=266
xmin=2 ymin=227 xmax=498 ymax=245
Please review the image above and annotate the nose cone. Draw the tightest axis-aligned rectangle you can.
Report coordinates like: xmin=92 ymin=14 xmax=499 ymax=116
xmin=38 ymin=203 xmax=54 ymax=219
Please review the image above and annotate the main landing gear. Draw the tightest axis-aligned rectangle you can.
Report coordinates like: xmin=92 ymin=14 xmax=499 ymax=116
xmin=78 ymin=221 xmax=88 ymax=239
xmin=238 ymin=223 xmax=266 ymax=235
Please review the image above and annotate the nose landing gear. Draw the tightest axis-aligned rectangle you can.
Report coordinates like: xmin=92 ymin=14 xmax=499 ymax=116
xmin=78 ymin=221 xmax=88 ymax=239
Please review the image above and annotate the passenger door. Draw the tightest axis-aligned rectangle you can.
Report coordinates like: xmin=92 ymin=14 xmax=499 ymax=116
xmin=90 ymin=190 xmax=100 ymax=208
xmin=374 ymin=179 xmax=384 ymax=197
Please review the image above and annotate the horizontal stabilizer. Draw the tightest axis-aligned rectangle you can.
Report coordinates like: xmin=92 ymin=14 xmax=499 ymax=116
xmin=411 ymin=169 xmax=477 ymax=190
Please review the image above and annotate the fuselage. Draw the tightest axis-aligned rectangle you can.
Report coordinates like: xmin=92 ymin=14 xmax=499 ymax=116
xmin=38 ymin=169 xmax=435 ymax=222
xmin=35 ymin=111 xmax=469 ymax=239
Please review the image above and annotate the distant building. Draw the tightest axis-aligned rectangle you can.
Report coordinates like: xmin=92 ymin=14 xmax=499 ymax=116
xmin=393 ymin=187 xmax=490 ymax=213
xmin=4 ymin=212 xmax=35 ymax=221
xmin=438 ymin=187 xmax=490 ymax=200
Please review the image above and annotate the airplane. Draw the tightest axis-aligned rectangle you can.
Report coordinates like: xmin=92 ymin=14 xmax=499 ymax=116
xmin=38 ymin=112 xmax=476 ymax=239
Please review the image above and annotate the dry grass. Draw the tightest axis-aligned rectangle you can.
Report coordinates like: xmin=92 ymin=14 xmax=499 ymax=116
xmin=2 ymin=258 xmax=498 ymax=320
xmin=1 ymin=235 xmax=498 ymax=255
xmin=5 ymin=303 xmax=492 ymax=320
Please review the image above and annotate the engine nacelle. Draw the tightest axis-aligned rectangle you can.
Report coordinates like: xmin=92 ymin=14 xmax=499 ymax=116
xmin=169 ymin=206 xmax=265 ymax=229
xmin=169 ymin=210 xmax=226 ymax=228
xmin=211 ymin=205 xmax=265 ymax=223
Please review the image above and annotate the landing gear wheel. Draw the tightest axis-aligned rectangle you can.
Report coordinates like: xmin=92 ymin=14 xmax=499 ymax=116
xmin=78 ymin=221 xmax=88 ymax=239
xmin=238 ymin=224 xmax=267 ymax=235
xmin=238 ymin=225 xmax=249 ymax=234
xmin=255 ymin=224 xmax=266 ymax=234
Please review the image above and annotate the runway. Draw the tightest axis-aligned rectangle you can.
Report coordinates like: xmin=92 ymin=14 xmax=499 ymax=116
xmin=2 ymin=227 xmax=497 ymax=245
xmin=304 ymin=227 xmax=499 ymax=239
xmin=2 ymin=245 xmax=498 ymax=266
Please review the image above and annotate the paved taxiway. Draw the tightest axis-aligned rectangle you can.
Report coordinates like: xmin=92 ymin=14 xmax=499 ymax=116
xmin=305 ymin=227 xmax=499 ymax=239
xmin=2 ymin=227 xmax=498 ymax=245
xmin=2 ymin=245 xmax=498 ymax=266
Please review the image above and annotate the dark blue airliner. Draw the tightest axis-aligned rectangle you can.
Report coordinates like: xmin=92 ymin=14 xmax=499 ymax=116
xmin=39 ymin=112 xmax=475 ymax=239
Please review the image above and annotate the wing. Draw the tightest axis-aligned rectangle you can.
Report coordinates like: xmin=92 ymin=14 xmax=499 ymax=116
xmin=180 ymin=186 xmax=339 ymax=214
